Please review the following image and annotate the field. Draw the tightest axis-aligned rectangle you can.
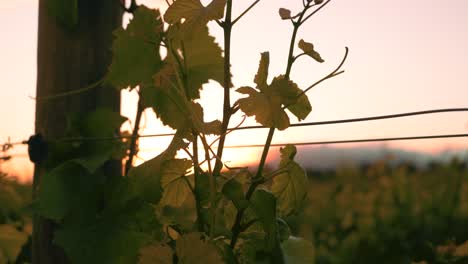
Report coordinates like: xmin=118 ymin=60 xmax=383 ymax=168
xmin=2 ymin=157 xmax=468 ymax=263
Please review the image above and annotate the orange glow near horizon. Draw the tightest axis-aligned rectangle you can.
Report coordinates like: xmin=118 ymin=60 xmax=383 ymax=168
xmin=2 ymin=0 xmax=468 ymax=181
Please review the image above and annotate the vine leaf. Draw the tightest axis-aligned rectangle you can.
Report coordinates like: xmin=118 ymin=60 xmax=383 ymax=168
xmin=175 ymin=233 xmax=224 ymax=264
xmin=279 ymin=8 xmax=292 ymax=20
xmin=139 ymin=244 xmax=173 ymax=264
xmin=166 ymin=25 xmax=225 ymax=99
xmin=237 ymin=53 xmax=312 ymax=130
xmin=191 ymin=102 xmax=222 ymax=135
xmin=298 ymin=39 xmax=324 ymax=63
xmin=281 ymin=237 xmax=315 ymax=264
xmin=144 ymin=84 xmax=191 ymax=130
xmin=127 ymin=133 xmax=188 ymax=204
xmin=0 ymin=225 xmax=28 ymax=263
xmin=270 ymin=75 xmax=312 ymax=121
xmin=55 ymin=202 xmax=161 ymax=264
xmin=159 ymin=159 xmax=193 ymax=207
xmin=164 ymin=0 xmax=226 ymax=33
xmin=222 ymin=178 xmax=248 ymax=210
xmin=106 ymin=6 xmax=164 ymax=90
xmin=37 ymin=161 xmax=100 ymax=221
xmin=250 ymin=189 xmax=279 ymax=250
xmin=237 ymin=86 xmax=290 ymax=130
xmin=254 ymin=52 xmax=270 ymax=92
xmin=271 ymin=145 xmax=308 ymax=216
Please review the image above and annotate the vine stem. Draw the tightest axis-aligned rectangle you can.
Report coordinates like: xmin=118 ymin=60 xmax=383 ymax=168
xmin=192 ymin=134 xmax=205 ymax=232
xmin=199 ymin=135 xmax=216 ymax=237
xmin=229 ymin=1 xmax=314 ymax=249
xmin=213 ymin=0 xmax=233 ymax=177
xmin=124 ymin=93 xmax=143 ymax=176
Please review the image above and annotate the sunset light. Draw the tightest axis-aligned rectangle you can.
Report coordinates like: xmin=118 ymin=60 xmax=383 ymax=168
xmin=2 ymin=0 xmax=468 ymax=263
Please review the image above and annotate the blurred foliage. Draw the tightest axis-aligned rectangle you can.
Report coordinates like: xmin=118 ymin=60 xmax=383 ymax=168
xmin=288 ymin=156 xmax=468 ymax=264
xmin=0 ymin=171 xmax=32 ymax=263
xmin=4 ymin=155 xmax=468 ymax=263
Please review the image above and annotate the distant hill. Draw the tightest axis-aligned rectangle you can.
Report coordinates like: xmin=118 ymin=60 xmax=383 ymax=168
xmin=266 ymin=145 xmax=468 ymax=170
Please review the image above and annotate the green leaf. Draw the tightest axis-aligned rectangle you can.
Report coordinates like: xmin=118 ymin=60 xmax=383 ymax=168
xmin=271 ymin=145 xmax=308 ymax=216
xmin=127 ymin=156 xmax=165 ymax=204
xmin=0 ymin=225 xmax=28 ymax=263
xmin=64 ymin=108 xmax=127 ymax=159
xmin=138 ymin=243 xmax=173 ymax=264
xmin=166 ymin=25 xmax=225 ymax=99
xmin=176 ymin=233 xmax=224 ymax=264
xmin=144 ymin=84 xmax=192 ymax=130
xmin=127 ymin=133 xmax=189 ymax=204
xmin=164 ymin=0 xmax=226 ymax=33
xmin=281 ymin=237 xmax=315 ymax=264
xmin=222 ymin=178 xmax=248 ymax=210
xmin=47 ymin=0 xmax=78 ymax=29
xmin=37 ymin=161 xmax=100 ymax=221
xmin=250 ymin=189 xmax=278 ymax=250
xmin=86 ymin=109 xmax=127 ymax=136
xmin=55 ymin=202 xmax=161 ymax=264
xmin=298 ymin=39 xmax=324 ymax=63
xmin=159 ymin=159 xmax=193 ymax=207
xmin=107 ymin=7 xmax=164 ymax=89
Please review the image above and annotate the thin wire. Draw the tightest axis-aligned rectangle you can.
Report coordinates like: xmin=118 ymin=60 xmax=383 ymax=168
xmin=52 ymin=107 xmax=468 ymax=141
xmin=3 ymin=107 xmax=468 ymax=145
xmin=236 ymin=108 xmax=468 ymax=131
xmin=222 ymin=133 xmax=468 ymax=149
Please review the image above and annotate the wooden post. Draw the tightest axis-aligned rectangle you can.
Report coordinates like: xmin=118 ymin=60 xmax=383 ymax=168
xmin=33 ymin=0 xmax=122 ymax=263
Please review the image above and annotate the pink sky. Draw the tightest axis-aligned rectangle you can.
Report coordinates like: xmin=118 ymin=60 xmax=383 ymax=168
xmin=1 ymin=0 xmax=468 ymax=181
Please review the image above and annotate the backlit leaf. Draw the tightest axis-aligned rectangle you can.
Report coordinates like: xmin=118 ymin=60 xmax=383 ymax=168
xmin=271 ymin=145 xmax=308 ymax=216
xmin=166 ymin=25 xmax=225 ymax=99
xmin=159 ymin=159 xmax=193 ymax=207
xmin=176 ymin=233 xmax=224 ymax=264
xmin=127 ymin=133 xmax=188 ymax=204
xmin=269 ymin=76 xmax=312 ymax=121
xmin=298 ymin=39 xmax=324 ymax=63
xmin=254 ymin=52 xmax=270 ymax=92
xmin=237 ymin=53 xmax=313 ymax=129
xmin=190 ymin=102 xmax=222 ymax=135
xmin=107 ymin=7 xmax=164 ymax=89
xmin=143 ymin=84 xmax=192 ymax=130
xmin=237 ymin=86 xmax=290 ymax=130
xmin=164 ymin=0 xmax=226 ymax=33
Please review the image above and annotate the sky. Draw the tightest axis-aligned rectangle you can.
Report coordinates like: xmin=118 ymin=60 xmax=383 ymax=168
xmin=1 ymin=0 xmax=468 ymax=181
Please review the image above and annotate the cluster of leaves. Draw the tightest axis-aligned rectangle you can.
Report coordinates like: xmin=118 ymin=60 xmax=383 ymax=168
xmin=36 ymin=0 xmax=333 ymax=263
